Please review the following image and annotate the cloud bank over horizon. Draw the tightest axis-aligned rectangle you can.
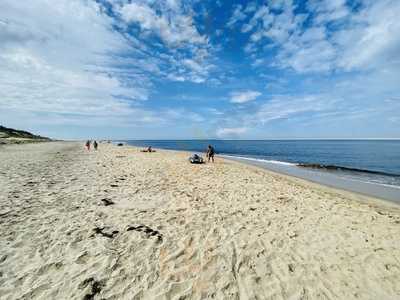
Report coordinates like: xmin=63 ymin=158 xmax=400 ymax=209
xmin=0 ymin=0 xmax=399 ymax=139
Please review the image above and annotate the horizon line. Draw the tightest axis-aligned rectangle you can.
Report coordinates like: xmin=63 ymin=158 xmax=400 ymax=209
xmin=73 ymin=138 xmax=400 ymax=141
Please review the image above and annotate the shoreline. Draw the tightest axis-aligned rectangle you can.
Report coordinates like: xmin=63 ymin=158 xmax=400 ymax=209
xmin=120 ymin=143 xmax=400 ymax=206
xmin=223 ymin=155 xmax=400 ymax=210
xmin=221 ymin=155 xmax=400 ymax=205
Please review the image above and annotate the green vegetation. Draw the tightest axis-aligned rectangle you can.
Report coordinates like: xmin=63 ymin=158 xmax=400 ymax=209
xmin=0 ymin=125 xmax=50 ymax=144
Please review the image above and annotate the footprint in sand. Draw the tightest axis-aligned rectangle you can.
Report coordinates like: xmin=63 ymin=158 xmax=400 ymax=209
xmin=79 ymin=277 xmax=105 ymax=300
xmin=100 ymin=198 xmax=115 ymax=206
xmin=92 ymin=227 xmax=119 ymax=239
xmin=127 ymin=225 xmax=163 ymax=242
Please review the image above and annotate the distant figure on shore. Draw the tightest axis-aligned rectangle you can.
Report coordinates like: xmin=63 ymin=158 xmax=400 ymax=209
xmin=141 ymin=146 xmax=156 ymax=153
xmin=93 ymin=140 xmax=98 ymax=151
xmin=206 ymin=145 xmax=215 ymax=163
xmin=85 ymin=140 xmax=91 ymax=151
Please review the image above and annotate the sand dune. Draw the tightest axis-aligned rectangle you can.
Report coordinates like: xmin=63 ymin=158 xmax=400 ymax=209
xmin=0 ymin=142 xmax=399 ymax=299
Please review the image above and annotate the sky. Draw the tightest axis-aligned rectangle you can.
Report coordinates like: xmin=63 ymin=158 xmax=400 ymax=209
xmin=0 ymin=0 xmax=399 ymax=139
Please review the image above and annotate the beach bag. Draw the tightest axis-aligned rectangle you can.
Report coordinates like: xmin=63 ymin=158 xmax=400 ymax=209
xmin=189 ymin=154 xmax=204 ymax=164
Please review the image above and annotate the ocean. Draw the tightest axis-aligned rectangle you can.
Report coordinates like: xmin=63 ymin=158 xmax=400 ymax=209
xmin=123 ymin=140 xmax=400 ymax=200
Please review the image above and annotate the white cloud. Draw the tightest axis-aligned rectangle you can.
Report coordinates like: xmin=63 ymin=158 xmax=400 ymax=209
xmin=0 ymin=0 xmax=217 ymax=131
xmin=163 ymin=108 xmax=205 ymax=123
xmin=207 ymin=108 xmax=224 ymax=116
xmin=210 ymin=79 xmax=400 ymax=138
xmin=241 ymin=5 xmax=271 ymax=33
xmin=277 ymin=38 xmax=336 ymax=73
xmin=216 ymin=127 xmax=247 ymax=138
xmin=166 ymin=0 xmax=181 ymax=11
xmin=243 ymin=42 xmax=257 ymax=53
xmin=308 ymin=0 xmax=349 ymax=24
xmin=0 ymin=0 xmax=153 ymax=122
xmin=230 ymin=90 xmax=261 ymax=103
xmin=336 ymin=0 xmax=400 ymax=71
xmin=167 ymin=74 xmax=185 ymax=82
xmin=251 ymin=95 xmax=338 ymax=124
xmin=252 ymin=58 xmax=265 ymax=67
xmin=245 ymin=2 xmax=257 ymax=13
xmin=227 ymin=5 xmax=247 ymax=28
xmin=113 ymin=1 xmax=214 ymax=83
xmin=242 ymin=0 xmax=400 ymax=74
xmin=116 ymin=2 xmax=206 ymax=46
xmin=183 ymin=58 xmax=209 ymax=76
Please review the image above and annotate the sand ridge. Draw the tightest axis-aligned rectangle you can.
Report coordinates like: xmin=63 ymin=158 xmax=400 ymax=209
xmin=0 ymin=142 xmax=400 ymax=299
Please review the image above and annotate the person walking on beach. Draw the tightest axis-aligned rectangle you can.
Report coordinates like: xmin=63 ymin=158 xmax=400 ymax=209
xmin=85 ymin=140 xmax=91 ymax=151
xmin=93 ymin=140 xmax=98 ymax=151
xmin=206 ymin=144 xmax=215 ymax=163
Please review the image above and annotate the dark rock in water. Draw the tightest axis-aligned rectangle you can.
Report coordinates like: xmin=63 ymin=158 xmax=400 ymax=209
xmin=117 ymin=143 xmax=124 ymax=146
xmin=297 ymin=163 xmax=400 ymax=177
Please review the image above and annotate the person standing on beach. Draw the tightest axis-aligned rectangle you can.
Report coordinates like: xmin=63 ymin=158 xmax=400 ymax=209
xmin=93 ymin=140 xmax=98 ymax=151
xmin=206 ymin=144 xmax=215 ymax=163
xmin=85 ymin=140 xmax=91 ymax=151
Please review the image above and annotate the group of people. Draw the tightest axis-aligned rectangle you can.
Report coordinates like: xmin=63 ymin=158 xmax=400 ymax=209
xmin=86 ymin=140 xmax=216 ymax=163
xmin=85 ymin=140 xmax=98 ymax=151
xmin=140 ymin=146 xmax=156 ymax=153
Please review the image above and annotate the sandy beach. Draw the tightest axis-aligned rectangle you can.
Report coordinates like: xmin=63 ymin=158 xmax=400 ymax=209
xmin=1 ymin=142 xmax=400 ymax=299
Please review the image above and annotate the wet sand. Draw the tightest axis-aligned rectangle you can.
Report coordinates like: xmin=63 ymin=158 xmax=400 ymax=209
xmin=222 ymin=155 xmax=400 ymax=204
xmin=1 ymin=142 xmax=400 ymax=299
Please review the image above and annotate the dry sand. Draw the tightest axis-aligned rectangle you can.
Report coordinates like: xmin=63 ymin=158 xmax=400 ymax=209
xmin=0 ymin=142 xmax=400 ymax=300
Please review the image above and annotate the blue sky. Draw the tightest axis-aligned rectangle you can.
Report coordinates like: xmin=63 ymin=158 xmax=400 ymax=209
xmin=1 ymin=0 xmax=399 ymax=139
